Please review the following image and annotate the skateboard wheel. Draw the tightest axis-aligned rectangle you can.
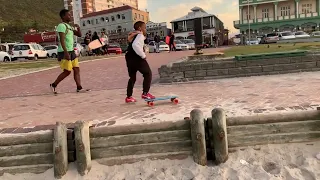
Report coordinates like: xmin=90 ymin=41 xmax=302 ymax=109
xmin=148 ymin=101 xmax=154 ymax=107
xmin=173 ymin=99 xmax=179 ymax=104
xmin=170 ymin=98 xmax=175 ymax=102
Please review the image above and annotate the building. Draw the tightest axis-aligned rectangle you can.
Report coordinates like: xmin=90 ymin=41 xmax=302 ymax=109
xmin=234 ymin=0 xmax=320 ymax=36
xmin=80 ymin=5 xmax=149 ymax=44
xmin=170 ymin=7 xmax=225 ymax=46
xmin=146 ymin=21 xmax=171 ymax=41
xmin=63 ymin=0 xmax=139 ymax=25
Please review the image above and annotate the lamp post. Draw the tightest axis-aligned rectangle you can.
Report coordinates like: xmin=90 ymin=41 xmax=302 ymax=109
xmin=247 ymin=0 xmax=251 ymax=45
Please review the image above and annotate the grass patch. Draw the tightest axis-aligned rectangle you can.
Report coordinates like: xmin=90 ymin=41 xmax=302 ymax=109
xmin=0 ymin=55 xmax=121 ymax=71
xmin=223 ymin=42 xmax=320 ymax=57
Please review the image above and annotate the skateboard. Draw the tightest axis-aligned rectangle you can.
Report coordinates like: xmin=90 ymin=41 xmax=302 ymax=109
xmin=88 ymin=38 xmax=107 ymax=50
xmin=144 ymin=95 xmax=179 ymax=107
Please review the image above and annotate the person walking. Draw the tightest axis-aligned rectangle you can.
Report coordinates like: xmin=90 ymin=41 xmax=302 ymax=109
xmin=154 ymin=32 xmax=160 ymax=53
xmin=169 ymin=33 xmax=176 ymax=52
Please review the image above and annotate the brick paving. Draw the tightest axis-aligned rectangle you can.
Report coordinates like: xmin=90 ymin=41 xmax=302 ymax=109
xmin=0 ymin=48 xmax=224 ymax=98
xmin=1 ymin=70 xmax=320 ymax=130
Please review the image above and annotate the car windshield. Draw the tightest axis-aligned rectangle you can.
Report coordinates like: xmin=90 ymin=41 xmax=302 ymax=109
xmin=281 ymin=32 xmax=294 ymax=36
xmin=159 ymin=42 xmax=166 ymax=45
xmin=267 ymin=33 xmax=277 ymax=37
xmin=175 ymin=40 xmax=183 ymax=44
xmin=184 ymin=39 xmax=194 ymax=43
xmin=249 ymin=38 xmax=258 ymax=41
xmin=295 ymin=32 xmax=307 ymax=35
xmin=13 ymin=45 xmax=30 ymax=51
xmin=314 ymin=32 xmax=320 ymax=35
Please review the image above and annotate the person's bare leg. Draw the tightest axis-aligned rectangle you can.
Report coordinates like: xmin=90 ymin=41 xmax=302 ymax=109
xmin=73 ymin=67 xmax=82 ymax=90
xmin=53 ymin=70 xmax=71 ymax=86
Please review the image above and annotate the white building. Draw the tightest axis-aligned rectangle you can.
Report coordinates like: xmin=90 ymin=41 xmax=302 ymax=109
xmin=146 ymin=21 xmax=171 ymax=40
xmin=170 ymin=7 xmax=224 ymax=45
xmin=80 ymin=5 xmax=149 ymax=43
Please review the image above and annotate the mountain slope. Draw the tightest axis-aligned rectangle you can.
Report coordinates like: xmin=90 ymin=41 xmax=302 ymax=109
xmin=0 ymin=0 xmax=64 ymax=42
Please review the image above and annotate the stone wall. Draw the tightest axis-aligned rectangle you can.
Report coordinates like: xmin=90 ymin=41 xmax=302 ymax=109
xmin=158 ymin=53 xmax=320 ymax=83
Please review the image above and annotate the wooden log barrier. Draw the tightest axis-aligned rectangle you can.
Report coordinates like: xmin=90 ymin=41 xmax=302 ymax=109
xmin=53 ymin=122 xmax=68 ymax=179
xmin=0 ymin=164 xmax=53 ymax=176
xmin=190 ymin=109 xmax=207 ymax=166
xmin=211 ymin=108 xmax=228 ymax=164
xmin=74 ymin=121 xmax=92 ymax=176
xmin=0 ymin=130 xmax=53 ymax=146
xmin=227 ymin=110 xmax=320 ymax=126
xmin=90 ymin=120 xmax=190 ymax=137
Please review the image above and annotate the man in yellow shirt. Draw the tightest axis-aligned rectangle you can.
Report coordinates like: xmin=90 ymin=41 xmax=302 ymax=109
xmin=50 ymin=9 xmax=86 ymax=93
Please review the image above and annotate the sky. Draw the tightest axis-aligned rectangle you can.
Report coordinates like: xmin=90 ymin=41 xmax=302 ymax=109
xmin=138 ymin=0 xmax=239 ymax=34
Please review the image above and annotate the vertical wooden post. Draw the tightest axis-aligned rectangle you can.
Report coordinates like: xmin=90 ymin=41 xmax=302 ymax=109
xmin=211 ymin=108 xmax=228 ymax=164
xmin=190 ymin=109 xmax=207 ymax=166
xmin=53 ymin=122 xmax=68 ymax=179
xmin=74 ymin=121 xmax=92 ymax=175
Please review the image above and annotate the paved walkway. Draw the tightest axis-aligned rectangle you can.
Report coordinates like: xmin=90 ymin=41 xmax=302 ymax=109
xmin=0 ymin=48 xmax=224 ymax=98
xmin=1 ymin=71 xmax=320 ymax=130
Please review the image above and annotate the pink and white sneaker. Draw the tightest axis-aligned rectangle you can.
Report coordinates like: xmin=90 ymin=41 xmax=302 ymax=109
xmin=125 ymin=97 xmax=137 ymax=103
xmin=141 ymin=93 xmax=155 ymax=99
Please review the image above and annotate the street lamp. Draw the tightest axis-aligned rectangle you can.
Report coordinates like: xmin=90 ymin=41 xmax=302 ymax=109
xmin=247 ymin=0 xmax=251 ymax=45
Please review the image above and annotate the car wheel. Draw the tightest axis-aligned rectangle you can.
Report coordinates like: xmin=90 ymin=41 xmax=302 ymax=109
xmin=52 ymin=53 xmax=57 ymax=58
xmin=33 ymin=55 xmax=38 ymax=60
xmin=3 ymin=56 xmax=10 ymax=62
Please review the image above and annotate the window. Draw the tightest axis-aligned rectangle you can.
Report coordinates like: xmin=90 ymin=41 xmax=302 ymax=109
xmin=302 ymin=4 xmax=312 ymax=14
xmin=186 ymin=20 xmax=194 ymax=31
xmin=101 ymin=17 xmax=105 ymax=22
xmin=111 ymin=16 xmax=115 ymax=21
xmin=142 ymin=15 xmax=144 ymax=20
xmin=202 ymin=17 xmax=211 ymax=29
xmin=280 ymin=6 xmax=290 ymax=16
xmin=122 ymin=14 xmax=125 ymax=20
xmin=160 ymin=31 xmax=164 ymax=36
xmin=91 ymin=19 xmax=94 ymax=25
xmin=262 ymin=8 xmax=269 ymax=18
xmin=173 ymin=21 xmax=184 ymax=32
xmin=96 ymin=19 xmax=99 ymax=24
xmin=117 ymin=14 xmax=121 ymax=19
xmin=82 ymin=22 xmax=85 ymax=26
xmin=106 ymin=17 xmax=109 ymax=22
xmin=245 ymin=10 xmax=251 ymax=20
xmin=87 ymin=20 xmax=91 ymax=24
xmin=135 ymin=13 xmax=137 ymax=18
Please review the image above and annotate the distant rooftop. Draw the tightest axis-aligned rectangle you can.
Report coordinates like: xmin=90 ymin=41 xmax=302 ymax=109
xmin=81 ymin=5 xmax=139 ymax=19
xmin=170 ymin=7 xmax=215 ymax=23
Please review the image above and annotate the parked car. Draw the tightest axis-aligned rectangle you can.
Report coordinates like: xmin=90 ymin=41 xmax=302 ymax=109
xmin=278 ymin=31 xmax=295 ymax=40
xmin=44 ymin=45 xmax=58 ymax=58
xmin=11 ymin=43 xmax=48 ymax=60
xmin=295 ymin=31 xmax=310 ymax=38
xmin=0 ymin=51 xmax=11 ymax=62
xmin=148 ymin=41 xmax=169 ymax=53
xmin=260 ymin=33 xmax=279 ymax=44
xmin=311 ymin=31 xmax=320 ymax=37
xmin=181 ymin=39 xmax=196 ymax=50
xmin=107 ymin=43 xmax=122 ymax=54
xmin=246 ymin=38 xmax=259 ymax=45
xmin=174 ymin=40 xmax=189 ymax=51
xmin=0 ymin=43 xmax=16 ymax=53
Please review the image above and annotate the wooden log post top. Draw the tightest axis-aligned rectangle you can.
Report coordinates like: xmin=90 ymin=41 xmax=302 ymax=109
xmin=190 ymin=109 xmax=207 ymax=166
xmin=211 ymin=108 xmax=228 ymax=164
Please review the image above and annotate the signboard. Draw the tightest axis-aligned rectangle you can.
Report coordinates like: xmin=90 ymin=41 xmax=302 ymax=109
xmin=24 ymin=32 xmax=57 ymax=43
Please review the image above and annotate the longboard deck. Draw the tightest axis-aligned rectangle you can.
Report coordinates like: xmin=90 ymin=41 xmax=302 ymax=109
xmin=88 ymin=38 xmax=107 ymax=50
xmin=144 ymin=95 xmax=179 ymax=106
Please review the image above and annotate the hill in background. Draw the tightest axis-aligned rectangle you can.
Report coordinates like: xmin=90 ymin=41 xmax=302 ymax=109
xmin=0 ymin=0 xmax=64 ymax=42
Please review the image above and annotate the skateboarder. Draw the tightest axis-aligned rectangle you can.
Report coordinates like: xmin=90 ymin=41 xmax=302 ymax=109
xmin=50 ymin=9 xmax=86 ymax=93
xmin=125 ymin=21 xmax=155 ymax=103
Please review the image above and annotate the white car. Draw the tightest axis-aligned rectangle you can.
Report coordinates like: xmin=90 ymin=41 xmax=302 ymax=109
xmin=148 ymin=41 xmax=169 ymax=53
xmin=0 ymin=51 xmax=11 ymax=62
xmin=174 ymin=40 xmax=189 ymax=51
xmin=181 ymin=39 xmax=195 ymax=50
xmin=246 ymin=38 xmax=259 ymax=45
xmin=44 ymin=45 xmax=58 ymax=58
xmin=278 ymin=31 xmax=295 ymax=40
xmin=295 ymin=31 xmax=310 ymax=38
xmin=311 ymin=31 xmax=320 ymax=37
xmin=11 ymin=43 xmax=48 ymax=60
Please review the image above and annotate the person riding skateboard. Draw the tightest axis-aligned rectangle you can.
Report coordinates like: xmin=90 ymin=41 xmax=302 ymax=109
xmin=125 ymin=21 xmax=155 ymax=103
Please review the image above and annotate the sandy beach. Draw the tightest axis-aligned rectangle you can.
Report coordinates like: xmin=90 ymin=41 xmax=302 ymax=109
xmin=1 ymin=141 xmax=319 ymax=180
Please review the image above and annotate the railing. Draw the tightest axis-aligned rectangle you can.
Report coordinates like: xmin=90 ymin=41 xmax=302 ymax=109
xmin=234 ymin=13 xmax=320 ymax=26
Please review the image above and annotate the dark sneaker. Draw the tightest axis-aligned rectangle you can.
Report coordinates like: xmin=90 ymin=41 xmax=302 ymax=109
xmin=50 ymin=84 xmax=57 ymax=94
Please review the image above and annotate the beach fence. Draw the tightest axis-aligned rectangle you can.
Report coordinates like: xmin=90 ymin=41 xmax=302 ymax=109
xmin=0 ymin=108 xmax=319 ymax=178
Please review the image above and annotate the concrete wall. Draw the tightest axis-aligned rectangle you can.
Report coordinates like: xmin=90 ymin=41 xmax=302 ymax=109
xmin=158 ymin=53 xmax=320 ymax=83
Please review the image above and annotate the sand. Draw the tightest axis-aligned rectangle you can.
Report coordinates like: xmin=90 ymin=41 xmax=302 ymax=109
xmin=1 ymin=142 xmax=319 ymax=180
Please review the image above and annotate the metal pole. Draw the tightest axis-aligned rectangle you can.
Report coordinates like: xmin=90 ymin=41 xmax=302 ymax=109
xmin=248 ymin=0 xmax=251 ymax=45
